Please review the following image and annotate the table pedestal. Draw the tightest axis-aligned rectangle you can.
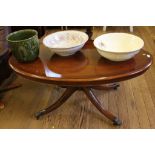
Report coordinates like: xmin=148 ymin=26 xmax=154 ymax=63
xmin=35 ymin=83 xmax=122 ymax=126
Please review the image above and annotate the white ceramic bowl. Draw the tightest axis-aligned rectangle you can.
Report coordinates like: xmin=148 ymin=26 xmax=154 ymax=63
xmin=94 ymin=33 xmax=144 ymax=61
xmin=43 ymin=30 xmax=88 ymax=56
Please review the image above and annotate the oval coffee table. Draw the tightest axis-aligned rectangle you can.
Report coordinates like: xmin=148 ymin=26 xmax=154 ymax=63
xmin=9 ymin=40 xmax=153 ymax=125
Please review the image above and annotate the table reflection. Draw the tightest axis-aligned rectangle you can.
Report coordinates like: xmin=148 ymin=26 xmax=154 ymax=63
xmin=39 ymin=50 xmax=88 ymax=77
xmin=39 ymin=47 xmax=62 ymax=77
xmin=95 ymin=56 xmax=136 ymax=76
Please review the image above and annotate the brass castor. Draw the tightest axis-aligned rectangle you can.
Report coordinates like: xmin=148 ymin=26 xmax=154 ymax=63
xmin=112 ymin=118 xmax=122 ymax=126
xmin=35 ymin=110 xmax=46 ymax=120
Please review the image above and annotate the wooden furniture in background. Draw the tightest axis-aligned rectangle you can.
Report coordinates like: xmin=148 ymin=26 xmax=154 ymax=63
xmin=103 ymin=26 xmax=134 ymax=32
xmin=9 ymin=39 xmax=152 ymax=125
xmin=10 ymin=26 xmax=45 ymax=38
xmin=0 ymin=27 xmax=12 ymax=84
xmin=0 ymin=27 xmax=22 ymax=109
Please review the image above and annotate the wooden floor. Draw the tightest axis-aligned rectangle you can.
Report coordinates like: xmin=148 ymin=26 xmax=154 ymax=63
xmin=0 ymin=26 xmax=155 ymax=129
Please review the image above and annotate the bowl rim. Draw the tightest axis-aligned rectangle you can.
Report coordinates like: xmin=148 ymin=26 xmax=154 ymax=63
xmin=93 ymin=32 xmax=144 ymax=54
xmin=6 ymin=29 xmax=38 ymax=43
xmin=43 ymin=30 xmax=89 ymax=49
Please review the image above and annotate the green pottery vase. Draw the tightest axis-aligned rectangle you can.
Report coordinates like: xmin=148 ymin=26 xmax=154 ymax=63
xmin=7 ymin=29 xmax=39 ymax=62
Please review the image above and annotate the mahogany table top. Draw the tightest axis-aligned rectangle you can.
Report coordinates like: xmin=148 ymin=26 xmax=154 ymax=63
xmin=9 ymin=40 xmax=152 ymax=86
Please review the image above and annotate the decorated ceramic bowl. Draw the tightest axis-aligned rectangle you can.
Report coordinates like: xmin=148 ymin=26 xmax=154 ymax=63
xmin=7 ymin=29 xmax=39 ymax=62
xmin=43 ymin=30 xmax=88 ymax=56
xmin=94 ymin=33 xmax=144 ymax=61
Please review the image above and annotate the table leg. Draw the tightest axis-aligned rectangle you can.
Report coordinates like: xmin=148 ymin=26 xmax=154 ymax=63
xmin=35 ymin=87 xmax=77 ymax=119
xmin=0 ymin=83 xmax=22 ymax=93
xmin=0 ymin=83 xmax=22 ymax=109
xmin=35 ymin=85 xmax=122 ymax=125
xmin=91 ymin=83 xmax=120 ymax=90
xmin=83 ymin=87 xmax=122 ymax=125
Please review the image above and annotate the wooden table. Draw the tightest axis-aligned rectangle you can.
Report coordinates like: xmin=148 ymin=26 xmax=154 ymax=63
xmin=9 ymin=40 xmax=152 ymax=125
